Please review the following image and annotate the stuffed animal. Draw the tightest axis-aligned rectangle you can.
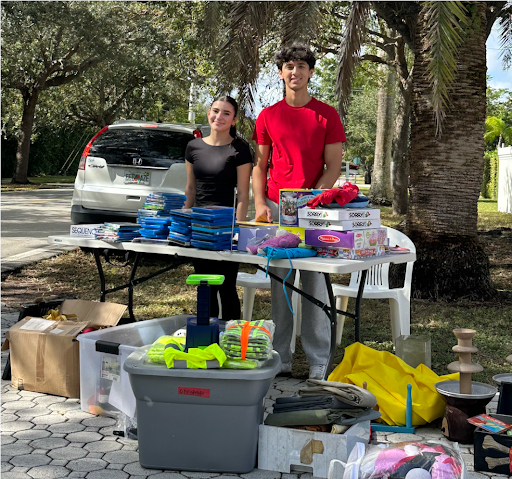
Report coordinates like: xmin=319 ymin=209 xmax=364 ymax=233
xmin=247 ymin=232 xmax=301 ymax=254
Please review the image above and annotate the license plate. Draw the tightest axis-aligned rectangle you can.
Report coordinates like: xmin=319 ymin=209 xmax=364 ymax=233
xmin=124 ymin=170 xmax=151 ymax=185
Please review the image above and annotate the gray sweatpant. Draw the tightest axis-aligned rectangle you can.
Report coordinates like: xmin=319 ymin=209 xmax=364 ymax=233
xmin=266 ymin=199 xmax=331 ymax=366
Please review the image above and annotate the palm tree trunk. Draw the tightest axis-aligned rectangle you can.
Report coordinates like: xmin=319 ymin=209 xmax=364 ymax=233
xmin=392 ymin=37 xmax=412 ymax=216
xmin=370 ymin=59 xmax=395 ymax=204
xmin=407 ymin=2 xmax=495 ymax=300
xmin=12 ymin=88 xmax=39 ymax=184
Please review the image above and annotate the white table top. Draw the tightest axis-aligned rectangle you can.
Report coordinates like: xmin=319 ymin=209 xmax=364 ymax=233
xmin=48 ymin=235 xmax=416 ymax=275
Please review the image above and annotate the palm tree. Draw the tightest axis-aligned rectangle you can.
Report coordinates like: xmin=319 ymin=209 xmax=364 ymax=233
xmin=338 ymin=1 xmax=511 ymax=300
xmin=485 ymin=116 xmax=512 ymax=146
xmin=214 ymin=0 xmax=511 ymax=300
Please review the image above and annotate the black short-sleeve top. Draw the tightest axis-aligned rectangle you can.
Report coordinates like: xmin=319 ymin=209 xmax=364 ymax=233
xmin=185 ymin=137 xmax=253 ymax=207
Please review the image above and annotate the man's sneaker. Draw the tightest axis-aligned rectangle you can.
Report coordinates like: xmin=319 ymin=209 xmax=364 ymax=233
xmin=277 ymin=361 xmax=292 ymax=376
xmin=309 ymin=364 xmax=326 ymax=380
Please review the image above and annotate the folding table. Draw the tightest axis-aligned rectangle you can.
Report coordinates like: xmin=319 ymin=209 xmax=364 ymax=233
xmin=48 ymin=235 xmax=416 ymax=378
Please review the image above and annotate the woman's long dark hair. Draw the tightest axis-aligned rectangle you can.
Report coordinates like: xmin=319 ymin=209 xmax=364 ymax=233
xmin=212 ymin=95 xmax=238 ymax=138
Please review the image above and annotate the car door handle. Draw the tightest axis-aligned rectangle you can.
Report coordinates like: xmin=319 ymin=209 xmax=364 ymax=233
xmin=126 ymin=196 xmax=141 ymax=201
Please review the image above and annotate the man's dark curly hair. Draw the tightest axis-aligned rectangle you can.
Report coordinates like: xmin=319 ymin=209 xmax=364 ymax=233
xmin=275 ymin=42 xmax=316 ymax=70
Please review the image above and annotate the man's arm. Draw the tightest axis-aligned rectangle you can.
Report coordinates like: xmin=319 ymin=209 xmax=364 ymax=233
xmin=315 ymin=142 xmax=344 ymax=189
xmin=253 ymin=144 xmax=273 ymax=222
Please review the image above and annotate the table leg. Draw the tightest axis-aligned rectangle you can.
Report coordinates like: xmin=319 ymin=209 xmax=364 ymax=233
xmin=324 ymin=272 xmax=337 ymax=380
xmin=93 ymin=249 xmax=107 ymax=302
xmin=127 ymin=253 xmax=141 ymax=322
xmin=354 ymin=270 xmax=368 ymax=343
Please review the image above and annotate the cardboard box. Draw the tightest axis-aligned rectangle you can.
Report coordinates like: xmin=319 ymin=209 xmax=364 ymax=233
xmin=315 ymin=245 xmax=387 ymax=260
xmin=279 ymin=189 xmax=324 ymax=227
xmin=2 ymin=300 xmax=127 ymax=398
xmin=298 ymin=207 xmax=380 ymax=221
xmin=474 ymin=413 xmax=512 ymax=475
xmin=305 ymin=228 xmax=387 ymax=249
xmin=258 ymin=422 xmax=370 ymax=478
xmin=299 ymin=218 xmax=381 ymax=230
xmin=70 ymin=224 xmax=103 ymax=238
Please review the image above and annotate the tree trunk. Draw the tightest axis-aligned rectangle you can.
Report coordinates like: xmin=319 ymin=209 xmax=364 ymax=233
xmin=407 ymin=2 xmax=495 ymax=300
xmin=392 ymin=38 xmax=413 ymax=216
xmin=12 ymin=88 xmax=39 ymax=184
xmin=370 ymin=59 xmax=395 ymax=205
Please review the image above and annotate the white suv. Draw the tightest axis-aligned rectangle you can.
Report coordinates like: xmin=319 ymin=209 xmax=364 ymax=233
xmin=71 ymin=120 xmax=210 ymax=224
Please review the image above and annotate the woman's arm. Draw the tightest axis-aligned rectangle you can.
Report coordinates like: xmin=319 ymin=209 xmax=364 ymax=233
xmin=184 ymin=161 xmax=196 ymax=209
xmin=235 ymin=163 xmax=252 ymax=221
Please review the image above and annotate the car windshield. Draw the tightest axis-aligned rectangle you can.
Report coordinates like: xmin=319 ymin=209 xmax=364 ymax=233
xmin=90 ymin=129 xmax=194 ymax=167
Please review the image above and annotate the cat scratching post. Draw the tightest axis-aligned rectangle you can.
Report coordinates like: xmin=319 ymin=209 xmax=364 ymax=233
xmin=447 ymin=328 xmax=483 ymax=394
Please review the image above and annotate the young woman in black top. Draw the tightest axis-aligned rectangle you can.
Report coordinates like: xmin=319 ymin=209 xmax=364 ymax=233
xmin=184 ymin=96 xmax=253 ymax=321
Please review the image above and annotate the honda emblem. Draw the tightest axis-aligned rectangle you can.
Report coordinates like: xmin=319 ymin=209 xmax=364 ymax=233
xmin=133 ymin=158 xmax=143 ymax=166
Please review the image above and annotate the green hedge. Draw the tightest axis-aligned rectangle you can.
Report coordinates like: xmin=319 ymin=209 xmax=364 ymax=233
xmin=1 ymin=125 xmax=96 ymax=179
xmin=481 ymin=150 xmax=499 ymax=199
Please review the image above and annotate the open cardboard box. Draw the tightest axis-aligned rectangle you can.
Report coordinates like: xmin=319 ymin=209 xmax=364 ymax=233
xmin=2 ymin=300 xmax=127 ymax=398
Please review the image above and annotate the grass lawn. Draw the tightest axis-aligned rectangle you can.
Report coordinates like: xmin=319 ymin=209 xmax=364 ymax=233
xmin=1 ymin=176 xmax=75 ymax=191
xmin=1 ymin=197 xmax=511 ymax=384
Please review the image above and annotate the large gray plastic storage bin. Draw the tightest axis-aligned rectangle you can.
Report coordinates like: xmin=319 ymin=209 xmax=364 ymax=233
xmin=124 ymin=346 xmax=281 ymax=473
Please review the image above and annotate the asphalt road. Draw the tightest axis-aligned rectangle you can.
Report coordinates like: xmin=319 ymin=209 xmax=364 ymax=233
xmin=1 ymin=188 xmax=75 ymax=274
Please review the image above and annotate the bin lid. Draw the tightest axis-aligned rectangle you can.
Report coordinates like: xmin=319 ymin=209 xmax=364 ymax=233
xmin=76 ymin=315 xmax=189 ymax=349
xmin=124 ymin=345 xmax=281 ymax=380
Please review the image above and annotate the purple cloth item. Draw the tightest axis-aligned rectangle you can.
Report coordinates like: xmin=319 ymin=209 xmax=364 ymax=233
xmin=247 ymin=232 xmax=301 ymax=254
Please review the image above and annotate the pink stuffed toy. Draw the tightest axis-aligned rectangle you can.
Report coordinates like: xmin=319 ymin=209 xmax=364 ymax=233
xmin=247 ymin=232 xmax=301 ymax=255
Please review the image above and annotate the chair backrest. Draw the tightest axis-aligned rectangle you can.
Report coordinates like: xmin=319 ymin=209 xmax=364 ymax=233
xmin=348 ymin=226 xmax=415 ymax=290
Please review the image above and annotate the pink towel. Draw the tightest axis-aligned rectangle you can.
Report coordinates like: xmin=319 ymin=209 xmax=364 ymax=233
xmin=307 ymin=183 xmax=359 ymax=208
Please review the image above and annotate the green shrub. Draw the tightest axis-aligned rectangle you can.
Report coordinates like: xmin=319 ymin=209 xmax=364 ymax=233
xmin=481 ymin=150 xmax=498 ymax=199
xmin=1 ymin=125 xmax=96 ymax=179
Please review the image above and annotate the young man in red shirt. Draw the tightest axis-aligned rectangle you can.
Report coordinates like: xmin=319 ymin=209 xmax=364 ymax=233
xmin=252 ymin=43 xmax=346 ymax=380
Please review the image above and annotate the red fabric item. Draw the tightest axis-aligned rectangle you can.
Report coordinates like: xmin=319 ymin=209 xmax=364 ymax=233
xmin=252 ymin=98 xmax=346 ymax=203
xmin=306 ymin=183 xmax=359 ymax=208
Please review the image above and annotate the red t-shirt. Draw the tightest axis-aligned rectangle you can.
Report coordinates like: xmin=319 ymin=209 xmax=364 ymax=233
xmin=252 ymin=97 xmax=346 ymax=203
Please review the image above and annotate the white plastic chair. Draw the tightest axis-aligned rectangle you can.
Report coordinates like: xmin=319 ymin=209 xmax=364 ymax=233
xmin=331 ymin=226 xmax=416 ymax=345
xmin=236 ymin=269 xmax=302 ymax=352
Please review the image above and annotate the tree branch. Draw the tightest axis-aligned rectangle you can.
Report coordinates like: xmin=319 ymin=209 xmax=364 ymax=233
xmin=360 ymin=53 xmax=393 ymax=66
xmin=486 ymin=1 xmax=507 ymax=38
xmin=371 ymin=1 xmax=417 ymax=49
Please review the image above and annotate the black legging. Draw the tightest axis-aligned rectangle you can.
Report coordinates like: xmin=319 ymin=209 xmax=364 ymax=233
xmin=192 ymin=259 xmax=241 ymax=321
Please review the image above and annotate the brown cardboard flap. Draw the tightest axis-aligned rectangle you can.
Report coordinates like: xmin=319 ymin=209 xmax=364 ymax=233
xmin=60 ymin=300 xmax=127 ymax=328
xmin=2 ymin=339 xmax=9 ymax=351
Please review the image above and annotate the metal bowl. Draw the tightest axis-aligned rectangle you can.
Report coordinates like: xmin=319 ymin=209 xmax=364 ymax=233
xmin=493 ymin=373 xmax=512 ymax=384
xmin=435 ymin=380 xmax=497 ymax=400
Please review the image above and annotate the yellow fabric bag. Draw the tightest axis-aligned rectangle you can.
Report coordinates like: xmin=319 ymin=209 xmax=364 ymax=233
xmin=328 ymin=342 xmax=459 ymax=426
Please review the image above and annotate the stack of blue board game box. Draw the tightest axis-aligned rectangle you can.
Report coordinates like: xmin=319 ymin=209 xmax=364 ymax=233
xmin=168 ymin=209 xmax=193 ymax=246
xmin=139 ymin=217 xmax=172 ymax=240
xmin=136 ymin=193 xmax=186 ymax=241
xmin=95 ymin=222 xmax=141 ymax=243
xmin=190 ymin=206 xmax=238 ymax=250
xmin=142 ymin=192 xmax=186 ymax=213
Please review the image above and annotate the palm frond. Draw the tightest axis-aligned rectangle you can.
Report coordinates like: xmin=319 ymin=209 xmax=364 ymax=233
xmin=199 ymin=1 xmax=223 ymax=56
xmin=280 ymin=1 xmax=322 ymax=47
xmin=216 ymin=2 xmax=275 ymax=116
xmin=498 ymin=3 xmax=512 ymax=69
xmin=421 ymin=1 xmax=469 ymax=136
xmin=335 ymin=1 xmax=370 ymax=120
